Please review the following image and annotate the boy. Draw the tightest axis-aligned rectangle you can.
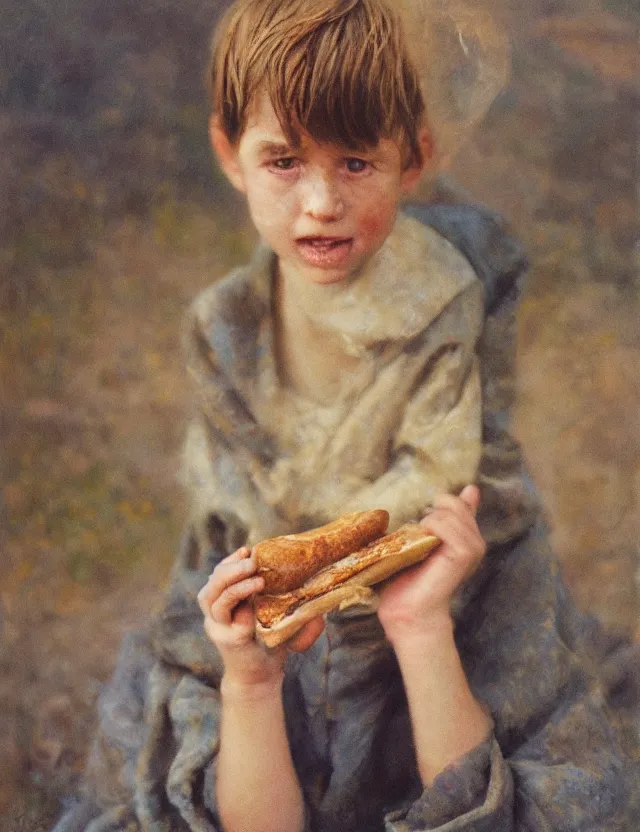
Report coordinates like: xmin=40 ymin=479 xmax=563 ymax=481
xmin=54 ymin=1 xmax=640 ymax=830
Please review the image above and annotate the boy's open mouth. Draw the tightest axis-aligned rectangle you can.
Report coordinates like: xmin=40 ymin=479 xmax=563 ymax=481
xmin=296 ymin=236 xmax=353 ymax=268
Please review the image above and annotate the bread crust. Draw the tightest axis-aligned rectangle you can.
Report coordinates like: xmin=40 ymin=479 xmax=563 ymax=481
xmin=254 ymin=524 xmax=440 ymax=648
xmin=253 ymin=509 xmax=389 ymax=594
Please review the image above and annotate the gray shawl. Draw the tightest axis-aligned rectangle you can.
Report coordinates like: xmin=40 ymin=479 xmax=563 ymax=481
xmin=53 ymin=204 xmax=640 ymax=832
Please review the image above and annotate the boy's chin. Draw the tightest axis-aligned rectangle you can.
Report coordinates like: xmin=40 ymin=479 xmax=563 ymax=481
xmin=305 ymin=269 xmax=352 ymax=287
xmin=278 ymin=245 xmax=369 ymax=287
xmin=287 ymin=263 xmax=354 ymax=288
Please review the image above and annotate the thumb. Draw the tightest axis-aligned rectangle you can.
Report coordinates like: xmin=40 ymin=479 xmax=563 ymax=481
xmin=459 ymin=484 xmax=481 ymax=516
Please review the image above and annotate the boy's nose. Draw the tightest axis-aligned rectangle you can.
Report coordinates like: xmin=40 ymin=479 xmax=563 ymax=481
xmin=302 ymin=175 xmax=344 ymax=221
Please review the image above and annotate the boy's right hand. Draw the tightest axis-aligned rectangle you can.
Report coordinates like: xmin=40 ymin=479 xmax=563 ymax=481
xmin=197 ymin=546 xmax=324 ymax=690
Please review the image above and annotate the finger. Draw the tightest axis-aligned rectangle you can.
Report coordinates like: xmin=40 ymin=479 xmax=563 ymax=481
xmin=199 ymin=547 xmax=252 ymax=613
xmin=198 ymin=558 xmax=258 ymax=616
xmin=210 ymin=576 xmax=264 ymax=625
xmin=459 ymin=484 xmax=481 ymax=516
xmin=419 ymin=511 xmax=482 ymax=561
xmin=215 ymin=546 xmax=251 ymax=569
xmin=203 ymin=611 xmax=254 ymax=649
xmin=433 ymin=492 xmax=477 ymax=518
xmin=427 ymin=526 xmax=476 ymax=567
xmin=420 ymin=504 xmax=476 ymax=539
xmin=197 ymin=582 xmax=215 ymax=618
xmin=286 ymin=616 xmax=325 ymax=653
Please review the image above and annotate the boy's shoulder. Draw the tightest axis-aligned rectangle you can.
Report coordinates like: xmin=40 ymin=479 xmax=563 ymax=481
xmin=183 ymin=248 xmax=275 ymax=382
xmin=402 ymin=200 xmax=528 ymax=314
xmin=187 ymin=249 xmax=272 ymax=339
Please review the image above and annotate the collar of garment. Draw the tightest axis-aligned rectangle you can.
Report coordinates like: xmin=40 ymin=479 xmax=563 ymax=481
xmin=247 ymin=211 xmax=479 ymax=359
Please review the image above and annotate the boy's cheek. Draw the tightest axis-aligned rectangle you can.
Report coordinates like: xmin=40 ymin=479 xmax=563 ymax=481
xmin=246 ymin=194 xmax=287 ymax=235
xmin=358 ymin=208 xmax=396 ymax=245
xmin=247 ymin=185 xmax=293 ymax=221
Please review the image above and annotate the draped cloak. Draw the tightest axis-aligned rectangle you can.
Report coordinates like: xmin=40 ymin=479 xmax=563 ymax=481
xmin=53 ymin=205 xmax=640 ymax=832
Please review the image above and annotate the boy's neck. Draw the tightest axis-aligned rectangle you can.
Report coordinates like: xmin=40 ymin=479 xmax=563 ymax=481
xmin=272 ymin=263 xmax=362 ymax=404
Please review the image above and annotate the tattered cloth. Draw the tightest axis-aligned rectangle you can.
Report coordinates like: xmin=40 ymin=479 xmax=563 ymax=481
xmin=53 ymin=203 xmax=640 ymax=832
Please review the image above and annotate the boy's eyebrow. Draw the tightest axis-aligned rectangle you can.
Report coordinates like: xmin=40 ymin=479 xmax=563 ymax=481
xmin=255 ymin=138 xmax=379 ymax=158
xmin=255 ymin=140 xmax=294 ymax=156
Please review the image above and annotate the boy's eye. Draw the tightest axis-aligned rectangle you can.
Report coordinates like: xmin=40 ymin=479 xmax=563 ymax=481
xmin=272 ymin=158 xmax=296 ymax=170
xmin=345 ymin=158 xmax=368 ymax=173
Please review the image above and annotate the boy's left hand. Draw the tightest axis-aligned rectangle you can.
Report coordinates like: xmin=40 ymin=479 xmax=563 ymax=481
xmin=377 ymin=485 xmax=486 ymax=644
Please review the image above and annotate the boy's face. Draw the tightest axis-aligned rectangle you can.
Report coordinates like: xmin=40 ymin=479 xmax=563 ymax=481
xmin=212 ymin=93 xmax=428 ymax=287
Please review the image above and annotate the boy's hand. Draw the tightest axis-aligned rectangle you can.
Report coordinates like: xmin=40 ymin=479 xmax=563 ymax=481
xmin=377 ymin=485 xmax=486 ymax=645
xmin=197 ymin=547 xmax=324 ymax=690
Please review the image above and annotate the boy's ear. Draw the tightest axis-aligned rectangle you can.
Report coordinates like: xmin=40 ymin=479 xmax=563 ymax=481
xmin=401 ymin=127 xmax=435 ymax=192
xmin=209 ymin=116 xmax=246 ymax=193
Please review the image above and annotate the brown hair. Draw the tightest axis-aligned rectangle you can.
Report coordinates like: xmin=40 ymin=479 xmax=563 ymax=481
xmin=208 ymin=0 xmax=427 ymax=167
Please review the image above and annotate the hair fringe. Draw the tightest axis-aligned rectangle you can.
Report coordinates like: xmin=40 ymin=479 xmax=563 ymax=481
xmin=209 ymin=0 xmax=426 ymax=166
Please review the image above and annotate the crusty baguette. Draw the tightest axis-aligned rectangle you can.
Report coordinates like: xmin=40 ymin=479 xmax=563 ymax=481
xmin=255 ymin=525 xmax=440 ymax=648
xmin=253 ymin=509 xmax=389 ymax=594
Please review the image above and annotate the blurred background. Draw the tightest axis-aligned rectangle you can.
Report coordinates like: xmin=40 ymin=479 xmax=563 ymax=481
xmin=0 ymin=0 xmax=638 ymax=827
